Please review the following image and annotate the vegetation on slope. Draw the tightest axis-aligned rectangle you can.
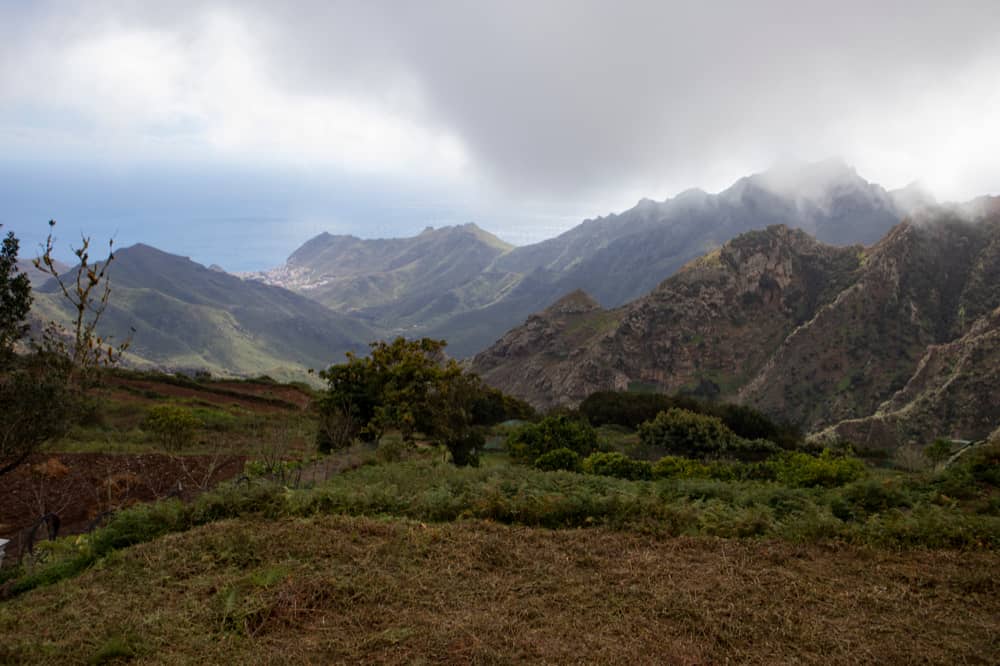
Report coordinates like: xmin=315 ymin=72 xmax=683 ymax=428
xmin=2 ymin=514 xmax=998 ymax=665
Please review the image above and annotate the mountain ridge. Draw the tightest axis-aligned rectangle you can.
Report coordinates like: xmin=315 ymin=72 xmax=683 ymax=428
xmin=251 ymin=160 xmax=930 ymax=357
xmin=31 ymin=243 xmax=374 ymax=381
xmin=470 ymin=201 xmax=1000 ymax=446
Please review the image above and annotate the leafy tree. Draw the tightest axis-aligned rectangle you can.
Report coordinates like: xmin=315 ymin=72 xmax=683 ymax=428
xmin=506 ymin=415 xmax=598 ymax=462
xmin=0 ymin=345 xmax=77 ymax=477
xmin=637 ymin=408 xmax=738 ymax=460
xmin=316 ymin=337 xmax=506 ymax=465
xmin=0 ymin=225 xmax=32 ymax=356
xmin=1 ymin=222 xmax=128 ymax=478
xmin=418 ymin=369 xmax=492 ymax=467
xmin=315 ymin=353 xmax=382 ymax=451
xmin=0 ymin=225 xmax=74 ymax=477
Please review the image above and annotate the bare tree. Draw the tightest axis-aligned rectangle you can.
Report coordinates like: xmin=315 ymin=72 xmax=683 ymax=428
xmin=33 ymin=220 xmax=131 ymax=386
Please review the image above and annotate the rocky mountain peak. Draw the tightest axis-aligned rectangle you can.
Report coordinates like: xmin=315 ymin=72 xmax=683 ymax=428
xmin=542 ymin=289 xmax=602 ymax=316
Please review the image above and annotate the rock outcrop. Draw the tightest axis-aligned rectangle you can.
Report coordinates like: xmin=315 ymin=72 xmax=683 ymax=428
xmin=472 ymin=202 xmax=1000 ymax=446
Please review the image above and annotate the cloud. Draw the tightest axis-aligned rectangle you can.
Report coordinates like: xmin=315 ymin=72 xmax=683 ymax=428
xmin=0 ymin=4 xmax=469 ymax=179
xmin=1 ymin=0 xmax=999 ymax=220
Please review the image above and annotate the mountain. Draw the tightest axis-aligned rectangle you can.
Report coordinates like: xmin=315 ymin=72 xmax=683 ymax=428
xmin=738 ymin=206 xmax=1000 ymax=429
xmin=813 ymin=305 xmax=1000 ymax=447
xmin=470 ymin=201 xmax=1000 ymax=446
xmin=492 ymin=159 xmax=916 ymax=307
xmin=31 ymin=244 xmax=375 ymax=381
xmin=471 ymin=225 xmax=861 ymax=409
xmin=16 ymin=258 xmax=68 ymax=287
xmin=256 ymin=160 xmax=927 ymax=358
xmin=244 ymin=223 xmax=513 ymax=331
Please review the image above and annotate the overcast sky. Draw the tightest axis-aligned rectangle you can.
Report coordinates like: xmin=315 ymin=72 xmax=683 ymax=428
xmin=2 ymin=1 xmax=999 ymax=270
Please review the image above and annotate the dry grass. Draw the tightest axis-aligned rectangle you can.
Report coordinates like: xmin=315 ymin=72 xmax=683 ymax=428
xmin=1 ymin=515 xmax=997 ymax=665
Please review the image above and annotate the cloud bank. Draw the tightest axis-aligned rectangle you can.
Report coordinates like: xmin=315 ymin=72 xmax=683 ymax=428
xmin=1 ymin=0 xmax=998 ymax=260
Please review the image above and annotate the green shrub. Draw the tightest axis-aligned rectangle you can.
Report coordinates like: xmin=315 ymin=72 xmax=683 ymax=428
xmin=767 ymin=449 xmax=866 ymax=488
xmin=143 ymin=404 xmax=200 ymax=449
xmin=638 ymin=408 xmax=738 ymax=460
xmin=506 ymin=415 xmax=598 ymax=462
xmin=375 ymin=436 xmax=408 ymax=464
xmin=581 ymin=451 xmax=652 ymax=481
xmin=578 ymin=391 xmax=802 ymax=447
xmin=534 ymin=448 xmax=581 ymax=472
xmin=834 ymin=478 xmax=913 ymax=520
xmin=967 ymin=442 xmax=1000 ymax=486
xmin=443 ymin=429 xmax=484 ymax=467
xmin=933 ymin=466 xmax=979 ymax=500
xmin=651 ymin=456 xmax=776 ymax=482
xmin=652 ymin=455 xmax=711 ymax=480
xmin=579 ymin=391 xmax=697 ymax=429
xmin=708 ymin=403 xmax=802 ymax=449
xmin=924 ymin=438 xmax=954 ymax=465
xmin=727 ymin=438 xmax=782 ymax=461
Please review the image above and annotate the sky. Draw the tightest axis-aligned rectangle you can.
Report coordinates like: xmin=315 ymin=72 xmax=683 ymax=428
xmin=1 ymin=1 xmax=999 ymax=271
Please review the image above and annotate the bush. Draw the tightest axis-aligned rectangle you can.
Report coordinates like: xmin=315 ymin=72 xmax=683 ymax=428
xmin=444 ymin=429 xmax=484 ymax=467
xmin=578 ymin=391 xmax=803 ymax=448
xmin=581 ymin=451 xmax=653 ymax=481
xmin=834 ymin=479 xmax=913 ymax=520
xmin=316 ymin=409 xmax=360 ymax=453
xmin=375 ymin=437 xmax=408 ymax=464
xmin=506 ymin=415 xmax=598 ymax=462
xmin=709 ymin=403 xmax=802 ymax=449
xmin=930 ymin=441 xmax=1000 ymax=502
xmin=534 ymin=448 xmax=581 ymax=472
xmin=579 ymin=391 xmax=696 ymax=429
xmin=924 ymin=438 xmax=953 ymax=465
xmin=892 ymin=443 xmax=929 ymax=472
xmin=652 ymin=455 xmax=712 ymax=480
xmin=144 ymin=405 xmax=200 ymax=449
xmin=767 ymin=449 xmax=866 ymax=488
xmin=638 ymin=408 xmax=738 ymax=460
xmin=966 ymin=442 xmax=1000 ymax=487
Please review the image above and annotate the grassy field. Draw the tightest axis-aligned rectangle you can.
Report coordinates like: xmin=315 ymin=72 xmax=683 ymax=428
xmin=2 ymin=371 xmax=998 ymax=664
xmin=1 ymin=515 xmax=997 ymax=664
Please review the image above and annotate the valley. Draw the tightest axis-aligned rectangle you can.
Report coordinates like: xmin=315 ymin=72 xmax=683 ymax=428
xmin=4 ymin=6 xmax=999 ymax=663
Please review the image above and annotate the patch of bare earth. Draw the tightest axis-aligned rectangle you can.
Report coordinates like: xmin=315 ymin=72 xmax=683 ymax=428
xmin=1 ymin=516 xmax=997 ymax=664
xmin=99 ymin=375 xmax=314 ymax=414
xmin=0 ymin=453 xmax=245 ymax=560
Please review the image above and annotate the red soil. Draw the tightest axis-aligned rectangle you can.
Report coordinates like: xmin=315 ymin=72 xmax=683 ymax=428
xmin=0 ymin=452 xmax=245 ymax=562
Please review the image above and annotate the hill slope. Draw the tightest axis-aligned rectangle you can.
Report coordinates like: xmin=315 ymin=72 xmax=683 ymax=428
xmin=3 ymin=515 xmax=997 ymax=664
xmin=813 ymin=304 xmax=1000 ymax=447
xmin=471 ymin=202 xmax=1000 ymax=445
xmin=32 ymin=244 xmax=374 ymax=380
xmin=245 ymin=223 xmax=514 ymax=332
xmin=257 ymin=161 xmax=927 ymax=357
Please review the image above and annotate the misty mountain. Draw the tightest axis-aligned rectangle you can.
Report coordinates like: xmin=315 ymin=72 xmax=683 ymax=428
xmin=258 ymin=160 xmax=929 ymax=357
xmin=31 ymin=244 xmax=374 ymax=381
xmin=244 ymin=223 xmax=513 ymax=332
xmin=470 ymin=200 xmax=1000 ymax=447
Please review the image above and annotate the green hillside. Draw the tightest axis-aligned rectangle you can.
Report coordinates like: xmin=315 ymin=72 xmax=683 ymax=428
xmin=33 ymin=244 xmax=375 ymax=381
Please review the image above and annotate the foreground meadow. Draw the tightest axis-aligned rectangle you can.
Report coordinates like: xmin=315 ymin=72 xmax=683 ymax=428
xmin=2 ymin=514 xmax=998 ymax=665
xmin=2 ymin=372 xmax=998 ymax=664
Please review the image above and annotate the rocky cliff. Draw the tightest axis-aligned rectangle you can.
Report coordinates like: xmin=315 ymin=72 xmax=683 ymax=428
xmin=471 ymin=202 xmax=1000 ymax=446
xmin=812 ymin=305 xmax=1000 ymax=447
